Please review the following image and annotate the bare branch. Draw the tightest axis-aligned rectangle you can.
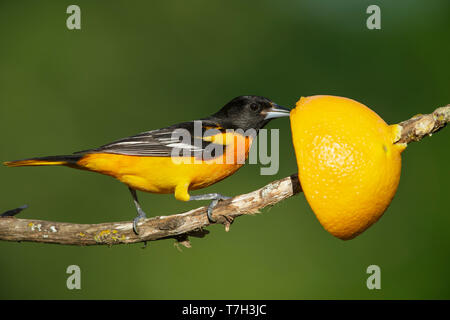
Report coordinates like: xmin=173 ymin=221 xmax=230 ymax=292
xmin=395 ymin=104 xmax=449 ymax=144
xmin=0 ymin=104 xmax=448 ymax=246
xmin=0 ymin=174 xmax=301 ymax=246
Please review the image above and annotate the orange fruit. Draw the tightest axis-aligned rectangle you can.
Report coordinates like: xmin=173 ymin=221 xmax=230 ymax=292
xmin=290 ymin=95 xmax=406 ymax=240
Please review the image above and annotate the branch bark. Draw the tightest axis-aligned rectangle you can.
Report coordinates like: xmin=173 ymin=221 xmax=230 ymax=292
xmin=0 ymin=174 xmax=302 ymax=246
xmin=0 ymin=104 xmax=448 ymax=246
xmin=395 ymin=105 xmax=450 ymax=144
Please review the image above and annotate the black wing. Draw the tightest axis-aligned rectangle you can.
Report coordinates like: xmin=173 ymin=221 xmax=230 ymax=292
xmin=75 ymin=120 xmax=226 ymax=159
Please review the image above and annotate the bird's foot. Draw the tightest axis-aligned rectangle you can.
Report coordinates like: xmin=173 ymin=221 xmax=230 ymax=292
xmin=133 ymin=209 xmax=147 ymax=235
xmin=189 ymin=193 xmax=232 ymax=223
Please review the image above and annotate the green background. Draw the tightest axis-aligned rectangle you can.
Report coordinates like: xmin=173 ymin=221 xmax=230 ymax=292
xmin=0 ymin=0 xmax=449 ymax=299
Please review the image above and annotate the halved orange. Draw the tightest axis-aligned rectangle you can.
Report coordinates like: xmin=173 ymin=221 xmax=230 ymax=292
xmin=290 ymin=95 xmax=406 ymax=240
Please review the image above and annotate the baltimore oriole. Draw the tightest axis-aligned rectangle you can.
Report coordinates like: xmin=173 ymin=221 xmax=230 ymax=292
xmin=3 ymin=95 xmax=290 ymax=233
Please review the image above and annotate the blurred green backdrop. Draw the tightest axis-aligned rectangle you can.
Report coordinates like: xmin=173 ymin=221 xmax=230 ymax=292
xmin=0 ymin=0 xmax=449 ymax=299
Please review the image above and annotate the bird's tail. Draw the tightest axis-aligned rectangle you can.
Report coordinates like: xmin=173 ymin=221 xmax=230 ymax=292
xmin=3 ymin=154 xmax=83 ymax=167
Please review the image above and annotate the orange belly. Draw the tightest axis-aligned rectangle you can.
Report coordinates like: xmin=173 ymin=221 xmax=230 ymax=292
xmin=76 ymin=135 xmax=252 ymax=201
xmin=78 ymin=153 xmax=243 ymax=193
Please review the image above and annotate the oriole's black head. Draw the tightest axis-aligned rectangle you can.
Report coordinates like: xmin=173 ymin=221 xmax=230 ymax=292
xmin=207 ymin=95 xmax=290 ymax=131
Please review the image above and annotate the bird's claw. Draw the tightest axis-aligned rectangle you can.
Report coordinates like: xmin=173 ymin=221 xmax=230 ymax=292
xmin=207 ymin=195 xmax=232 ymax=223
xmin=132 ymin=210 xmax=147 ymax=235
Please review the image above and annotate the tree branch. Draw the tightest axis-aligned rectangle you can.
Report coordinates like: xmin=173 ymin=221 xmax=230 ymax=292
xmin=0 ymin=174 xmax=302 ymax=246
xmin=0 ymin=104 xmax=448 ymax=246
xmin=395 ymin=105 xmax=449 ymax=144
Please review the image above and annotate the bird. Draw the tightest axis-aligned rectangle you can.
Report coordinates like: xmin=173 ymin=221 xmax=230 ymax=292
xmin=3 ymin=95 xmax=290 ymax=234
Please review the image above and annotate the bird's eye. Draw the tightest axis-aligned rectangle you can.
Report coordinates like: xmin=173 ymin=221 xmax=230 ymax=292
xmin=250 ymin=103 xmax=260 ymax=111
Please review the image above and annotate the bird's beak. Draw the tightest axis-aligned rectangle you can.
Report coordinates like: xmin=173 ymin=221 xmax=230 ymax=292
xmin=264 ymin=104 xmax=291 ymax=120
